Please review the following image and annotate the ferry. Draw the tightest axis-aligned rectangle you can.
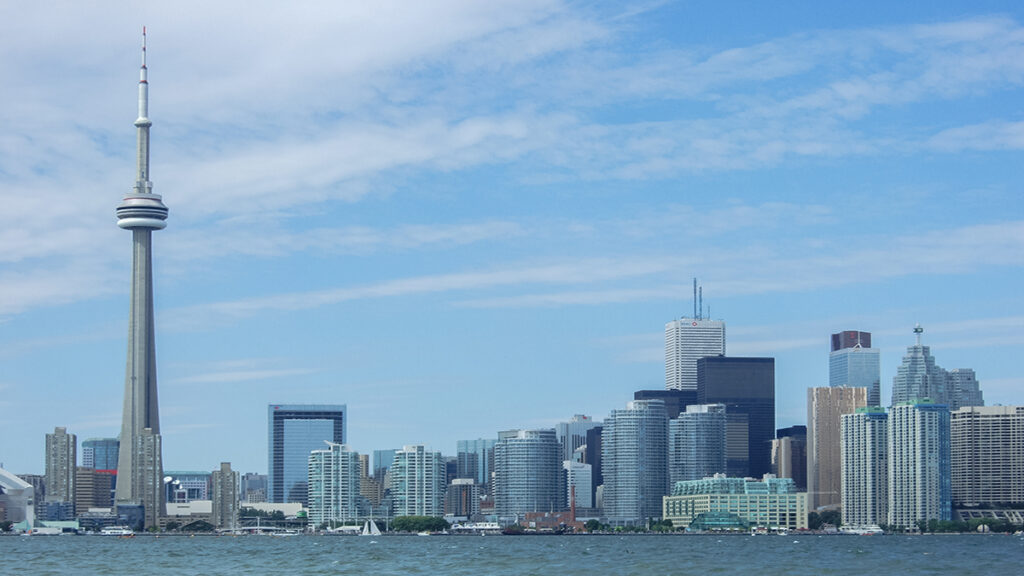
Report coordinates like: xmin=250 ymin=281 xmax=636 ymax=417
xmin=100 ymin=526 xmax=135 ymax=537
xmin=839 ymin=525 xmax=884 ymax=535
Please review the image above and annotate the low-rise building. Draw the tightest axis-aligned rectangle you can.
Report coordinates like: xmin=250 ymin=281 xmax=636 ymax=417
xmin=663 ymin=474 xmax=808 ymax=531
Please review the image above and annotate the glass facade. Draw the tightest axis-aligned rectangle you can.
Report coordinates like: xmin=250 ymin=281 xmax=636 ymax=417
xmin=830 ymin=345 xmax=881 ymax=408
xmin=663 ymin=474 xmax=808 ymax=530
xmin=493 ymin=429 xmax=560 ymax=522
xmin=268 ymin=404 xmax=347 ymax=505
xmin=456 ymin=438 xmax=497 ymax=490
xmin=669 ymin=403 xmax=726 ymax=486
xmin=603 ymin=400 xmax=669 ymax=526
xmin=887 ymin=402 xmax=951 ymax=529
xmin=389 ymin=445 xmax=444 ymax=517
xmin=307 ymin=442 xmax=361 ymax=527
xmin=81 ymin=438 xmax=120 ymax=471
xmin=697 ymin=356 xmax=775 ymax=478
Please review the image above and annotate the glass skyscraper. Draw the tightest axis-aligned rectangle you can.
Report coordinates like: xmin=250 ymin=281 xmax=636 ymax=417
xmin=307 ymin=442 xmax=361 ymax=527
xmin=389 ymin=445 xmax=445 ymax=517
xmin=891 ymin=325 xmax=949 ymax=407
xmin=669 ymin=403 xmax=726 ymax=486
xmin=888 ymin=401 xmax=951 ymax=529
xmin=268 ymin=404 xmax=347 ymax=505
xmin=81 ymin=438 xmax=119 ymax=471
xmin=602 ymin=400 xmax=669 ymax=526
xmin=829 ymin=330 xmax=881 ymax=407
xmin=455 ymin=438 xmax=497 ymax=492
xmin=697 ymin=356 xmax=776 ymax=478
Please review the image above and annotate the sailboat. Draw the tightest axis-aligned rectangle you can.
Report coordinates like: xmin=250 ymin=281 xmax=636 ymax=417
xmin=361 ymin=519 xmax=382 ymax=536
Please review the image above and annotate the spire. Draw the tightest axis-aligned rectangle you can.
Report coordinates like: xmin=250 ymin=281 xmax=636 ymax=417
xmin=913 ymin=323 xmax=923 ymax=347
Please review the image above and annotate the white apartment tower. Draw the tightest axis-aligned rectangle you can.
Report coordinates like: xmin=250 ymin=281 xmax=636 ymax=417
xmin=841 ymin=408 xmax=888 ymax=528
xmin=308 ymin=442 xmax=361 ymax=527
xmin=950 ymin=406 xmax=1024 ymax=507
xmin=389 ymin=445 xmax=445 ymax=517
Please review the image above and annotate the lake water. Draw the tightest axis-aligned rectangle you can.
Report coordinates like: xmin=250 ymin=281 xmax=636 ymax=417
xmin=3 ymin=533 xmax=1022 ymax=575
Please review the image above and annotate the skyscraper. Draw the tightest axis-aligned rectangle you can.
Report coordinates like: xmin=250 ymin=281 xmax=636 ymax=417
xmin=950 ymin=406 xmax=1024 ymax=507
xmin=665 ymin=318 xmax=726 ymax=392
xmin=807 ymin=386 xmax=867 ymax=510
xmin=556 ymin=415 xmax=600 ymax=464
xmin=493 ymin=429 xmax=561 ymax=522
xmin=308 ymin=442 xmax=361 ymax=526
xmin=669 ymin=404 xmax=726 ymax=486
xmin=841 ymin=407 xmax=888 ymax=528
xmin=697 ymin=356 xmax=775 ymax=478
xmin=829 ymin=330 xmax=881 ymax=407
xmin=455 ymin=438 xmax=497 ymax=492
xmin=45 ymin=426 xmax=76 ymax=505
xmin=268 ymin=404 xmax=347 ymax=505
xmin=389 ymin=445 xmax=445 ymax=517
xmin=772 ymin=426 xmax=807 ymax=491
xmin=81 ymin=438 xmax=119 ymax=471
xmin=211 ymin=462 xmax=239 ymax=529
xmin=891 ymin=325 xmax=948 ymax=407
xmin=887 ymin=401 xmax=951 ymax=530
xmin=114 ymin=29 xmax=168 ymax=530
xmin=946 ymin=368 xmax=984 ymax=411
xmin=602 ymin=400 xmax=669 ymax=526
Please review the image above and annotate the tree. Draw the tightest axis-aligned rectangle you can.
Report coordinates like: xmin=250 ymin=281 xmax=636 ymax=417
xmin=0 ymin=520 xmax=13 ymax=532
xmin=392 ymin=516 xmax=450 ymax=532
xmin=584 ymin=519 xmax=603 ymax=532
xmin=165 ymin=521 xmax=181 ymax=532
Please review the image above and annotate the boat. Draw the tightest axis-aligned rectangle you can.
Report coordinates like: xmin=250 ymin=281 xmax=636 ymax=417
xmin=360 ymin=520 xmax=382 ymax=536
xmin=100 ymin=526 xmax=135 ymax=537
xmin=839 ymin=525 xmax=884 ymax=535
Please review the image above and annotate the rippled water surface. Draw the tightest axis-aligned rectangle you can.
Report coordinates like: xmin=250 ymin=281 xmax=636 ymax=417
xmin=4 ymin=533 xmax=1022 ymax=575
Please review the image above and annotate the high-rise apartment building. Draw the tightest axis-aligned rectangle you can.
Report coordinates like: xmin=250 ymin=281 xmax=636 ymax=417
xmin=888 ymin=401 xmax=951 ymax=529
xmin=807 ymin=386 xmax=867 ymax=510
xmin=556 ymin=415 xmax=599 ymax=464
xmin=669 ymin=403 xmax=726 ymax=486
xmin=666 ymin=318 xmax=726 ymax=392
xmin=455 ymin=438 xmax=497 ymax=492
xmin=74 ymin=467 xmax=113 ymax=516
xmin=563 ymin=461 xmax=593 ymax=509
xmin=697 ymin=356 xmax=775 ymax=478
xmin=950 ymin=406 xmax=1024 ymax=507
xmin=211 ymin=462 xmax=239 ymax=529
xmin=45 ymin=427 xmax=76 ymax=505
xmin=268 ymin=404 xmax=347 ymax=505
xmin=891 ymin=325 xmax=949 ymax=407
xmin=829 ymin=330 xmax=881 ymax=407
xmin=493 ymin=429 xmax=561 ymax=522
xmin=841 ymin=407 xmax=888 ymax=528
xmin=308 ymin=442 xmax=361 ymax=526
xmin=389 ymin=445 xmax=445 ymax=517
xmin=947 ymin=369 xmax=984 ymax=411
xmin=445 ymin=478 xmax=481 ymax=517
xmin=372 ymin=449 xmax=396 ymax=480
xmin=114 ymin=31 xmax=168 ymax=530
xmin=240 ymin=473 xmax=267 ymax=503
xmin=634 ymin=389 xmax=698 ymax=420
xmin=602 ymin=400 xmax=669 ymax=526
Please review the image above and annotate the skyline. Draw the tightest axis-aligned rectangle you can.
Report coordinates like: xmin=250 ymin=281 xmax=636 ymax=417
xmin=2 ymin=1 xmax=1023 ymax=475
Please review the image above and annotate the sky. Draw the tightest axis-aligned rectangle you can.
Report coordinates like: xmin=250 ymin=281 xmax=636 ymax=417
xmin=1 ymin=1 xmax=1023 ymax=476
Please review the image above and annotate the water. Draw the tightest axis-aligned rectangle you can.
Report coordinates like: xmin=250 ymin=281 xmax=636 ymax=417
xmin=3 ymin=533 xmax=1022 ymax=575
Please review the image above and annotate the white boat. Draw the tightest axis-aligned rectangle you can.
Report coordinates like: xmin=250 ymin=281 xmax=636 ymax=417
xmin=100 ymin=526 xmax=135 ymax=536
xmin=360 ymin=520 xmax=382 ymax=536
xmin=839 ymin=525 xmax=883 ymax=535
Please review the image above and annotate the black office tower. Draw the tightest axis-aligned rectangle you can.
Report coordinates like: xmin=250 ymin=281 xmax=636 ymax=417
xmin=697 ymin=356 xmax=775 ymax=478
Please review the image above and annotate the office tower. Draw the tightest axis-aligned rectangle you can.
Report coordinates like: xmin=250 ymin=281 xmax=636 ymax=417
xmin=829 ymin=330 xmax=881 ymax=407
xmin=584 ymin=426 xmax=603 ymax=499
xmin=947 ymin=369 xmax=984 ymax=411
xmin=358 ymin=455 xmax=384 ymax=508
xmin=267 ymin=404 xmax=347 ymax=505
xmin=665 ymin=318 xmax=725 ymax=391
xmin=373 ymin=449 xmax=396 ymax=479
xmin=0 ymin=467 xmax=36 ymax=525
xmin=556 ymin=415 xmax=599 ymax=464
xmin=493 ymin=429 xmax=560 ymax=521
xmin=164 ymin=471 xmax=211 ymax=502
xmin=74 ymin=467 xmax=114 ymax=515
xmin=669 ymin=404 xmax=727 ymax=486
xmin=455 ymin=439 xmax=497 ymax=492
xmin=887 ymin=401 xmax=952 ymax=529
xmin=114 ymin=30 xmax=169 ymax=531
xmin=841 ymin=407 xmax=888 ymax=527
xmin=634 ymin=389 xmax=698 ymax=420
xmin=891 ymin=325 xmax=949 ymax=407
xmin=81 ymin=438 xmax=119 ymax=471
xmin=211 ymin=462 xmax=239 ymax=529
xmin=45 ymin=426 xmax=76 ymax=505
xmin=950 ymin=406 xmax=1024 ymax=507
xmin=389 ymin=445 xmax=445 ymax=517
xmin=563 ymin=461 xmax=593 ymax=509
xmin=240 ymin=473 xmax=267 ymax=503
xmin=602 ymin=400 xmax=669 ymax=526
xmin=308 ymin=442 xmax=361 ymax=526
xmin=772 ymin=426 xmax=807 ymax=491
xmin=445 ymin=478 xmax=481 ymax=517
xmin=807 ymin=386 xmax=867 ymax=510
xmin=697 ymin=356 xmax=775 ymax=477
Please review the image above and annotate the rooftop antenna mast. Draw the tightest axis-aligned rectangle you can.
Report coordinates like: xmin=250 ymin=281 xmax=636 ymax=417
xmin=699 ymin=286 xmax=703 ymax=321
xmin=692 ymin=278 xmax=697 ymax=319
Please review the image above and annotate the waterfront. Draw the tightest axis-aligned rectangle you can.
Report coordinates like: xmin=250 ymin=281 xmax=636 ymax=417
xmin=4 ymin=534 xmax=1022 ymax=575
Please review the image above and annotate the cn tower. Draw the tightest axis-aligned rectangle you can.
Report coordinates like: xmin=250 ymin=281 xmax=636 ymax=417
xmin=114 ymin=27 xmax=168 ymax=529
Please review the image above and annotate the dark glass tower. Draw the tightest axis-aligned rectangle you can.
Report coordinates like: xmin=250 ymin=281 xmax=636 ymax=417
xmin=697 ymin=356 xmax=775 ymax=478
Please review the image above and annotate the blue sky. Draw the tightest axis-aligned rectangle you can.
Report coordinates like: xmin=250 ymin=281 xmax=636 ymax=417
xmin=2 ymin=1 xmax=1023 ymax=476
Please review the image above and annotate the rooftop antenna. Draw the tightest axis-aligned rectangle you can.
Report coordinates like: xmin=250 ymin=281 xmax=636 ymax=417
xmin=693 ymin=278 xmax=697 ymax=319
xmin=699 ymin=286 xmax=703 ymax=321
xmin=914 ymin=323 xmax=923 ymax=346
